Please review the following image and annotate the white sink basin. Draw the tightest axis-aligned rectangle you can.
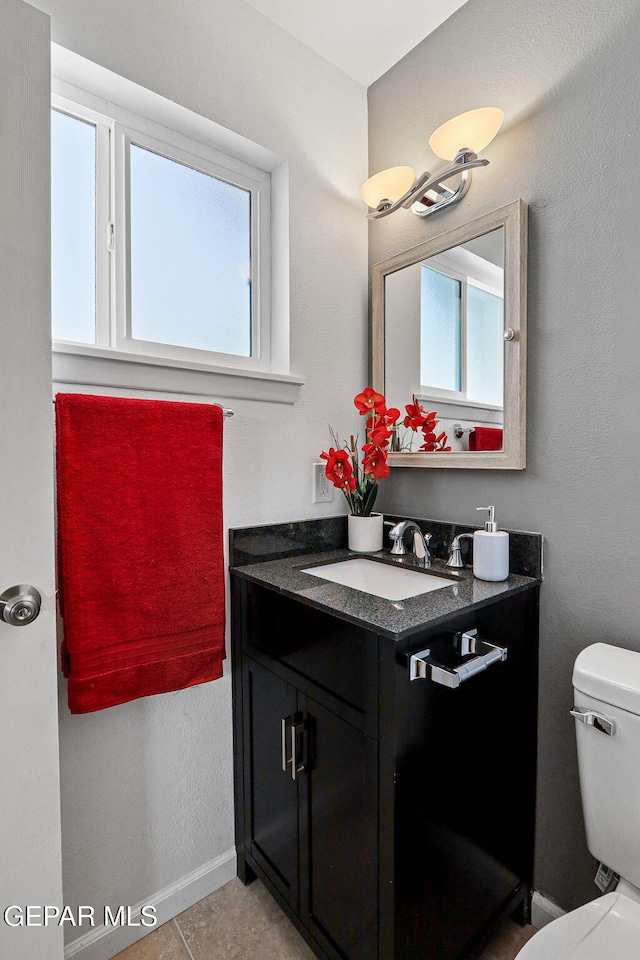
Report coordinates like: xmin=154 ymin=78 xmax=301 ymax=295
xmin=300 ymin=558 xmax=455 ymax=602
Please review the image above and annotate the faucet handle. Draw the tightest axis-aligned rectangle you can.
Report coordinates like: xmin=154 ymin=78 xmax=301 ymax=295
xmin=446 ymin=532 xmax=473 ymax=568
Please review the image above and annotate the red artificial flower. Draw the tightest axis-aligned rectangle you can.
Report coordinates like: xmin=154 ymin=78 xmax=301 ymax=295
xmin=319 ymin=387 xmax=400 ymax=514
xmin=374 ymin=406 xmax=401 ymax=429
xmin=420 ymin=431 xmax=451 ymax=452
xmin=365 ymin=424 xmax=392 ymax=448
xmin=420 ymin=412 xmax=437 ymax=436
xmin=354 ymin=387 xmax=386 ymax=416
xmin=319 ymin=446 xmax=339 ymax=465
xmin=362 ymin=449 xmax=391 ymax=479
xmin=404 ymin=395 xmax=428 ymax=431
xmin=320 ymin=447 xmax=355 ymax=488
xmin=335 ymin=473 xmax=357 ymax=491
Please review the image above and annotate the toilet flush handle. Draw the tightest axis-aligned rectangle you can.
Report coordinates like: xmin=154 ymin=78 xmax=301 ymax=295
xmin=570 ymin=707 xmax=616 ymax=736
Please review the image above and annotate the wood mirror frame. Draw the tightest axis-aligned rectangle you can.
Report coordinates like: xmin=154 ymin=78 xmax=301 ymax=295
xmin=372 ymin=199 xmax=527 ymax=469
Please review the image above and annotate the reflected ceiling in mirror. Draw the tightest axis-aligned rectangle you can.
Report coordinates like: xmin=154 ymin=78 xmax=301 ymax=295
xmin=372 ymin=201 xmax=527 ymax=468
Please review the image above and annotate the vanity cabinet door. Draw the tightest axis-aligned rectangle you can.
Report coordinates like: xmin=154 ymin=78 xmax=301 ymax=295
xmin=244 ymin=657 xmax=300 ymax=912
xmin=300 ymin=695 xmax=378 ymax=960
xmin=243 ymin=656 xmax=378 ymax=960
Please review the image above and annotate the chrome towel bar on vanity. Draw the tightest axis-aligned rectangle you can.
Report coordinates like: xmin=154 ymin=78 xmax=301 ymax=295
xmin=410 ymin=629 xmax=508 ymax=688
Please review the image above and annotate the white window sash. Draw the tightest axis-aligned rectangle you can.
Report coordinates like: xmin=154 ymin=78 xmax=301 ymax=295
xmin=52 ymin=95 xmax=112 ymax=349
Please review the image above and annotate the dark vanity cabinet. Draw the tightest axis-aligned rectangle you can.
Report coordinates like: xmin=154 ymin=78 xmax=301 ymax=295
xmin=234 ymin=585 xmax=379 ymax=960
xmin=231 ymin=571 xmax=539 ymax=960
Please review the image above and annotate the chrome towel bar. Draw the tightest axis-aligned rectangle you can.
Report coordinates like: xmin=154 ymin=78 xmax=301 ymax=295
xmin=410 ymin=632 xmax=508 ymax=688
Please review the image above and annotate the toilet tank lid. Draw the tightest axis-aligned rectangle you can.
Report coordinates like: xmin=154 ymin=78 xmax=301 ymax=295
xmin=573 ymin=643 xmax=640 ymax=715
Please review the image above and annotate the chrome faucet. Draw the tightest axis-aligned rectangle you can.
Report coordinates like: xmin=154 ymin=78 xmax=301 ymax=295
xmin=446 ymin=532 xmax=473 ymax=568
xmin=388 ymin=520 xmax=432 ymax=565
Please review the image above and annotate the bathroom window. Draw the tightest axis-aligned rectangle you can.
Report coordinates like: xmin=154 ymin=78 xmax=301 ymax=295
xmin=50 ymin=45 xmax=298 ymax=402
xmin=51 ymin=85 xmax=274 ymax=381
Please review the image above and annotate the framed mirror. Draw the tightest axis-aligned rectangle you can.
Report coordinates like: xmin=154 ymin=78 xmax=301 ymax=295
xmin=372 ymin=200 xmax=527 ymax=468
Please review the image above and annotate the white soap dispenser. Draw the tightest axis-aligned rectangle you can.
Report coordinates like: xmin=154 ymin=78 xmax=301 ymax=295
xmin=473 ymin=505 xmax=509 ymax=582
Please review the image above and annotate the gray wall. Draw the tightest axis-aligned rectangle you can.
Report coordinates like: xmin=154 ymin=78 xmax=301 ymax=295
xmin=369 ymin=0 xmax=640 ymax=911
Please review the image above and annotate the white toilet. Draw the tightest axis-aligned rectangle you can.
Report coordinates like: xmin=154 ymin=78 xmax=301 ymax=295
xmin=517 ymin=642 xmax=640 ymax=958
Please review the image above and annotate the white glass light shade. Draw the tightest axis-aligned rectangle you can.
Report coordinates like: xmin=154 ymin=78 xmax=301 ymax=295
xmin=360 ymin=165 xmax=416 ymax=208
xmin=428 ymin=108 xmax=504 ymax=161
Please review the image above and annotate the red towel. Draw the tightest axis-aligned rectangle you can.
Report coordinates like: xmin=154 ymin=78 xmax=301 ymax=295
xmin=56 ymin=394 xmax=225 ymax=714
xmin=469 ymin=427 xmax=503 ymax=451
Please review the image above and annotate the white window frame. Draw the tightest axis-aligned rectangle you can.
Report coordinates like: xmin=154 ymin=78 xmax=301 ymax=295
xmin=418 ymin=247 xmax=504 ymax=410
xmin=52 ymin=91 xmax=271 ymax=372
xmin=51 ymin=45 xmax=302 ymax=403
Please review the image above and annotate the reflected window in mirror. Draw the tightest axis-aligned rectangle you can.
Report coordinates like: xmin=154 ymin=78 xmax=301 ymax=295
xmin=421 ymin=266 xmax=462 ymax=392
xmin=420 ymin=228 xmax=504 ymax=409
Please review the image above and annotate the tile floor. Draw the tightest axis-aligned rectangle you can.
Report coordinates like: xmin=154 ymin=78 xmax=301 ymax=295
xmin=114 ymin=878 xmax=537 ymax=960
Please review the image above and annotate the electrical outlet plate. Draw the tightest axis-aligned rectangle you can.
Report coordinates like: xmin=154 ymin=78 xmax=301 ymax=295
xmin=313 ymin=462 xmax=333 ymax=502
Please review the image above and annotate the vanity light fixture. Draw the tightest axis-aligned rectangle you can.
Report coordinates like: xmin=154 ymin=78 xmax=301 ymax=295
xmin=360 ymin=107 xmax=504 ymax=220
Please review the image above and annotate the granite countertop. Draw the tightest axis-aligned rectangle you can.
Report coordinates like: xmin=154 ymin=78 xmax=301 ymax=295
xmin=231 ymin=548 xmax=540 ymax=641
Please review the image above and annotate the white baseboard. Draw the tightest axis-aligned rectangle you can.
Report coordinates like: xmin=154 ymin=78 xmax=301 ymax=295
xmin=531 ymin=890 xmax=566 ymax=929
xmin=64 ymin=847 xmax=237 ymax=960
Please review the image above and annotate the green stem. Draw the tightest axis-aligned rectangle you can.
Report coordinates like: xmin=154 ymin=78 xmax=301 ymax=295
xmin=362 ymin=480 xmax=378 ymax=517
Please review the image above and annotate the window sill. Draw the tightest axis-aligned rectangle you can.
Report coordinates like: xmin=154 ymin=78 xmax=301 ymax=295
xmin=52 ymin=344 xmax=303 ymax=404
xmin=415 ymin=395 xmax=503 ymax=423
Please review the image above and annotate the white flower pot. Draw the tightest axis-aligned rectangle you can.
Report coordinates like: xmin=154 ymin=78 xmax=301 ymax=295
xmin=348 ymin=512 xmax=383 ymax=553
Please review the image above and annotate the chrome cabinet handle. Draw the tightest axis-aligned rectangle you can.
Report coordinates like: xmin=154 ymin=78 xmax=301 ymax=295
xmin=410 ymin=636 xmax=507 ymax=688
xmin=290 ymin=720 xmax=306 ymax=780
xmin=570 ymin=708 xmax=616 ymax=736
xmin=281 ymin=716 xmax=307 ymax=778
xmin=0 ymin=585 xmax=42 ymax=627
xmin=281 ymin=716 xmax=293 ymax=772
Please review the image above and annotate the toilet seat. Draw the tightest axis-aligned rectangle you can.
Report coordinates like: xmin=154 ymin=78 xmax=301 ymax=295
xmin=516 ymin=893 xmax=640 ymax=959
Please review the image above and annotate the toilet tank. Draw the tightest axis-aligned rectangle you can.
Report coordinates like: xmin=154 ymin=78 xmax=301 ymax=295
xmin=573 ymin=643 xmax=640 ymax=889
